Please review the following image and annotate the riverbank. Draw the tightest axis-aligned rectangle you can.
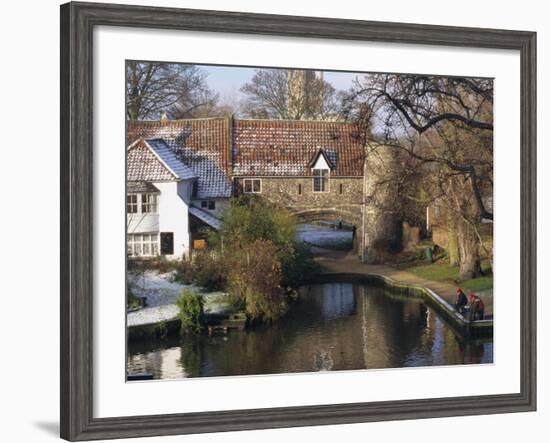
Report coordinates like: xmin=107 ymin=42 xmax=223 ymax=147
xmin=314 ymin=249 xmax=493 ymax=317
xmin=312 ymin=249 xmax=493 ymax=337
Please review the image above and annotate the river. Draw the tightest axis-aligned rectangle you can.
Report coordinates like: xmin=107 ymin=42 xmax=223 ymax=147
xmin=127 ymin=281 xmax=493 ymax=379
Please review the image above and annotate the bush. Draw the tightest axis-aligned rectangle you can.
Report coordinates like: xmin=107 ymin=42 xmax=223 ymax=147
xmin=126 ymin=283 xmax=142 ymax=310
xmin=281 ymin=241 xmax=319 ymax=287
xmin=216 ymin=195 xmax=296 ymax=254
xmin=170 ymin=260 xmax=194 ymax=285
xmin=176 ymin=289 xmax=205 ymax=334
xmin=192 ymin=251 xmax=226 ymax=291
xmin=227 ymin=239 xmax=287 ymax=321
xmin=192 ymin=196 xmax=319 ymax=322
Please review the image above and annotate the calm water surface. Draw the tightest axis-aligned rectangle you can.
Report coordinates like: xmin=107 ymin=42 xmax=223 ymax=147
xmin=127 ymin=282 xmax=493 ymax=379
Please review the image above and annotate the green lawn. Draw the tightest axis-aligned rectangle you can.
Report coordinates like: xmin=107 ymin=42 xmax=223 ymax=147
xmin=404 ymin=260 xmax=493 ymax=292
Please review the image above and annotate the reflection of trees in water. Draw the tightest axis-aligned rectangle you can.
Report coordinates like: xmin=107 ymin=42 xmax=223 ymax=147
xmin=127 ymin=282 xmax=493 ymax=378
xmin=179 ymin=340 xmax=203 ymax=377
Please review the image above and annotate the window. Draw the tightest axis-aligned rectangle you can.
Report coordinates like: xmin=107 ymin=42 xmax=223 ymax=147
xmin=244 ymin=179 xmax=261 ymax=193
xmin=141 ymin=193 xmax=158 ymax=213
xmin=298 ymin=183 xmax=302 ymax=195
xmin=127 ymin=233 xmax=159 ymax=257
xmin=201 ymin=200 xmax=207 ymax=208
xmin=339 ymin=183 xmax=343 ymax=194
xmin=127 ymin=194 xmax=138 ymax=213
xmin=313 ymin=169 xmax=329 ymax=193
xmin=127 ymin=193 xmax=158 ymax=214
xmin=208 ymin=200 xmax=216 ymax=210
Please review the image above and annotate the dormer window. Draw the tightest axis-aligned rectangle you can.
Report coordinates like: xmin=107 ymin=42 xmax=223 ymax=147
xmin=310 ymin=149 xmax=332 ymax=193
xmin=313 ymin=169 xmax=329 ymax=193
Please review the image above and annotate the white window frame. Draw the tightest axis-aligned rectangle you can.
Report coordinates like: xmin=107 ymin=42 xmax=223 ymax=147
xmin=312 ymin=168 xmax=330 ymax=193
xmin=126 ymin=193 xmax=138 ymax=213
xmin=243 ymin=178 xmax=262 ymax=194
xmin=141 ymin=193 xmax=158 ymax=214
xmin=127 ymin=233 xmax=160 ymax=257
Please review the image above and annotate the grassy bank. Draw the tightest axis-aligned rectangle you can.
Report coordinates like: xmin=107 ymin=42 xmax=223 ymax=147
xmin=403 ymin=260 xmax=493 ymax=292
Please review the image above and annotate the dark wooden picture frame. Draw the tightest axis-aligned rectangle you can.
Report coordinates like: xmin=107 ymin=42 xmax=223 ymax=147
xmin=60 ymin=1 xmax=537 ymax=440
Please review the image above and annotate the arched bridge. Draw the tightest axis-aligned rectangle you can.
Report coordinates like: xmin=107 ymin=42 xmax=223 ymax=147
xmin=290 ymin=208 xmax=363 ymax=253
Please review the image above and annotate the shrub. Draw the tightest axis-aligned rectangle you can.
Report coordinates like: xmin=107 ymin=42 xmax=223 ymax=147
xmin=192 ymin=251 xmax=226 ymax=291
xmin=227 ymin=239 xmax=288 ymax=321
xmin=176 ymin=289 xmax=205 ymax=334
xmin=126 ymin=283 xmax=142 ymax=310
xmin=217 ymin=195 xmax=296 ymax=254
xmin=192 ymin=196 xmax=319 ymax=322
xmin=170 ymin=259 xmax=194 ymax=285
xmin=281 ymin=241 xmax=319 ymax=287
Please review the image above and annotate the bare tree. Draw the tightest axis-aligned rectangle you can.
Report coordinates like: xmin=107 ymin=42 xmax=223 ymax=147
xmin=240 ymin=68 xmax=339 ymax=120
xmin=343 ymin=74 xmax=493 ymax=280
xmin=126 ymin=62 xmax=219 ymax=120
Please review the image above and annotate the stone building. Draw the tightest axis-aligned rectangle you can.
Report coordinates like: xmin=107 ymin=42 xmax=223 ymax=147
xmin=127 ymin=116 xmax=401 ymax=262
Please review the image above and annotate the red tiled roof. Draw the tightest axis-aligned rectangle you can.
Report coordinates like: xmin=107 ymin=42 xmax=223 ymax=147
xmin=127 ymin=139 xmax=175 ymax=182
xmin=232 ymin=119 xmax=365 ymax=177
xmin=126 ymin=118 xmax=366 ymax=196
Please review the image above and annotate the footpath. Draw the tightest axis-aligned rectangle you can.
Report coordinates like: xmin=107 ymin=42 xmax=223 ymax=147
xmin=314 ymin=249 xmax=493 ymax=318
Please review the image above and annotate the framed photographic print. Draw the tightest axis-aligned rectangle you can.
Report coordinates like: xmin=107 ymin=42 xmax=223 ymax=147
xmin=60 ymin=1 xmax=536 ymax=440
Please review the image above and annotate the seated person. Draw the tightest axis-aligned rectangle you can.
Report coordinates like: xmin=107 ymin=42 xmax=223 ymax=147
xmin=455 ymin=288 xmax=468 ymax=314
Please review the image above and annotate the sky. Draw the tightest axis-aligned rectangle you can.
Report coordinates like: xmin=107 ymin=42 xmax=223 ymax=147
xmin=198 ymin=63 xmax=364 ymax=102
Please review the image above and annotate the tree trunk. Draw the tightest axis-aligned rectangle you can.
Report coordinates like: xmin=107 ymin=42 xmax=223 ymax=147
xmin=456 ymin=219 xmax=481 ymax=281
xmin=446 ymin=215 xmax=460 ymax=266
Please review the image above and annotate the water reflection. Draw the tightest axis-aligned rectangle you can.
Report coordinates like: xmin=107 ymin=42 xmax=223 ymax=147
xmin=127 ymin=283 xmax=493 ymax=380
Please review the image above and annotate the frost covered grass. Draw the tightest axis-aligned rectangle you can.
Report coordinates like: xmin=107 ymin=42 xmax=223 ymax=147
xmin=127 ymin=270 xmax=233 ymax=327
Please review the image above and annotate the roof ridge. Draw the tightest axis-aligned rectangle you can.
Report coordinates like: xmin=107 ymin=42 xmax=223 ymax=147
xmin=234 ymin=118 xmax=355 ymax=125
xmin=129 ymin=117 xmax=227 ymax=124
xmin=128 ymin=117 xmax=355 ymax=125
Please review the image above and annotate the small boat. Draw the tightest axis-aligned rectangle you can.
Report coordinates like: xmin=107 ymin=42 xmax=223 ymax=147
xmin=127 ymin=373 xmax=154 ymax=381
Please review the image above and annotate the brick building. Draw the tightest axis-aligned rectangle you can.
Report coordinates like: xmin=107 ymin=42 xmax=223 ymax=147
xmin=127 ymin=116 xmax=399 ymax=261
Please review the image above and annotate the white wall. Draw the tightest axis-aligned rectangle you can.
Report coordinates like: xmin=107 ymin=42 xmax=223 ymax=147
xmin=0 ymin=1 xmax=547 ymax=443
xmin=154 ymin=180 xmax=191 ymax=259
xmin=191 ymin=197 xmax=230 ymax=219
xmin=127 ymin=212 xmax=160 ymax=233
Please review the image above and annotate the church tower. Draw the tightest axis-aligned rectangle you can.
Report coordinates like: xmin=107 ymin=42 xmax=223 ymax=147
xmin=287 ymin=70 xmax=324 ymax=120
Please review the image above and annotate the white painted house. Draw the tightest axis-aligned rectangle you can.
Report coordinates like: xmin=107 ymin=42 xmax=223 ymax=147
xmin=126 ymin=138 xmax=224 ymax=260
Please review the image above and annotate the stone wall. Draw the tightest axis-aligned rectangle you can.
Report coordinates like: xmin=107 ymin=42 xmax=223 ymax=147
xmin=362 ymin=144 xmax=403 ymax=262
xmin=234 ymin=176 xmax=364 ymax=253
xmin=233 ymin=176 xmax=363 ymax=218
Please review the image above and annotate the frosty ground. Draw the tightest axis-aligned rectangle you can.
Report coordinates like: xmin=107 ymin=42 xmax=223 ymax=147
xmin=127 ymin=225 xmax=352 ymax=327
xmin=127 ymin=271 xmax=232 ymax=327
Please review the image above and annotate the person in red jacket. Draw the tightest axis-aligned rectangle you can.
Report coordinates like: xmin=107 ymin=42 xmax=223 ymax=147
xmin=468 ymin=293 xmax=485 ymax=320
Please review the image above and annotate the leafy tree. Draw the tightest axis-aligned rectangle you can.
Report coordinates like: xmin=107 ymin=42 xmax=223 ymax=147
xmin=207 ymin=196 xmax=316 ymax=320
xmin=218 ymin=195 xmax=296 ymax=254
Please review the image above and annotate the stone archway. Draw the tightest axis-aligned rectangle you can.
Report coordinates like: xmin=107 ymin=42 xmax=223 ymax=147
xmin=290 ymin=208 xmax=363 ymax=254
